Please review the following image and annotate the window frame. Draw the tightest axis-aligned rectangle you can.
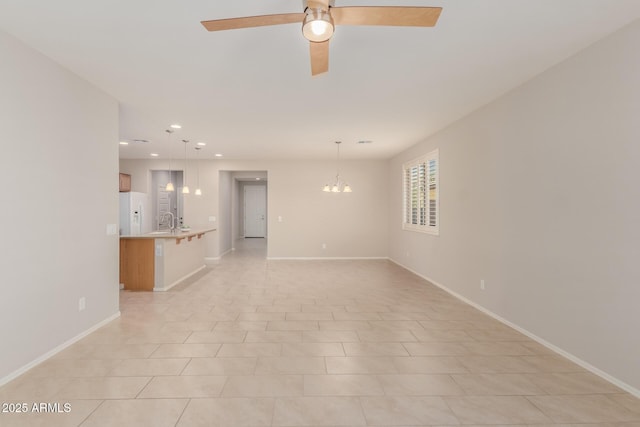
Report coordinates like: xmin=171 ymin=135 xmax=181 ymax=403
xmin=402 ymin=149 xmax=439 ymax=235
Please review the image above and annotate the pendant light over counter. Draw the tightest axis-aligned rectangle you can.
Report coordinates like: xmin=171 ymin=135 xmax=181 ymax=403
xmin=323 ymin=141 xmax=352 ymax=193
xmin=165 ymin=129 xmax=175 ymax=192
xmin=182 ymin=140 xmax=190 ymax=194
xmin=194 ymin=146 xmax=203 ymax=196
xmin=157 ymin=124 xmax=209 ymax=196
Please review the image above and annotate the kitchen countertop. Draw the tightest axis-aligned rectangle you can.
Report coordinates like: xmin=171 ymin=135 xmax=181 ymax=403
xmin=120 ymin=228 xmax=216 ymax=240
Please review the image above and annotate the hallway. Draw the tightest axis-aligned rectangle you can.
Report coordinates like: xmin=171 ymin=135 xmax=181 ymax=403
xmin=1 ymin=239 xmax=638 ymax=426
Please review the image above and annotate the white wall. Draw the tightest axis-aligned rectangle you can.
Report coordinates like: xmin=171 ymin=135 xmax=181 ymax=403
xmin=267 ymin=160 xmax=387 ymax=258
xmin=218 ymin=171 xmax=233 ymax=255
xmin=120 ymin=158 xmax=389 ymax=259
xmin=0 ymin=31 xmax=120 ymax=383
xmin=389 ymin=20 xmax=640 ymax=393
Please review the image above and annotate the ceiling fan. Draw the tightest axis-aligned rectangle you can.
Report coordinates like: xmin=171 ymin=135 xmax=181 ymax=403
xmin=201 ymin=0 xmax=442 ymax=76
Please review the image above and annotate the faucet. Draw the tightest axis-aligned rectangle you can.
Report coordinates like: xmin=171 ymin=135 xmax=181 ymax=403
xmin=160 ymin=212 xmax=175 ymax=231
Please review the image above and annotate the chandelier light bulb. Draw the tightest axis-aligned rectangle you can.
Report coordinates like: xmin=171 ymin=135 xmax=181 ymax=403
xmin=195 ymin=188 xmax=202 ymax=196
xmin=182 ymin=186 xmax=190 ymax=194
xmin=166 ymin=182 xmax=175 ymax=192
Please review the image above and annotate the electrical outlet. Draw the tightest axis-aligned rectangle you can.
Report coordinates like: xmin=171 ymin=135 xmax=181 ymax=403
xmin=406 ymin=251 xmax=410 ymax=257
xmin=480 ymin=280 xmax=485 ymax=290
xmin=79 ymin=297 xmax=86 ymax=311
xmin=208 ymin=216 xmax=216 ymax=222
xmin=278 ymin=216 xmax=283 ymax=222
xmin=322 ymin=243 xmax=327 ymax=249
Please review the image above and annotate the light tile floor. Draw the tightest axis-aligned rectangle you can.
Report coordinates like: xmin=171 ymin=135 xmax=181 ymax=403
xmin=1 ymin=238 xmax=639 ymax=426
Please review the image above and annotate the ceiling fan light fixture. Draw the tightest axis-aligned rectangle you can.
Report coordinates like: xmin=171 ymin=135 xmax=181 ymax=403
xmin=302 ymin=8 xmax=334 ymax=42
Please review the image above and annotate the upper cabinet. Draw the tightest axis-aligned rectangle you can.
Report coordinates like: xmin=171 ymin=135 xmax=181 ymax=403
xmin=119 ymin=173 xmax=131 ymax=192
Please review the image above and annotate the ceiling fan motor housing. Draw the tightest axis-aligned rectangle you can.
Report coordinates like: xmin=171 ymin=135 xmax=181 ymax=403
xmin=302 ymin=8 xmax=335 ymax=42
xmin=304 ymin=0 xmax=335 ymax=9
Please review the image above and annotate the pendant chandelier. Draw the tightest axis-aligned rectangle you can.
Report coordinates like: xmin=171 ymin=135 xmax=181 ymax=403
xmin=165 ymin=129 xmax=175 ymax=192
xmin=322 ymin=141 xmax=352 ymax=193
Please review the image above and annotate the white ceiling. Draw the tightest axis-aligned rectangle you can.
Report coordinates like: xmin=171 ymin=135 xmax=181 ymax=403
xmin=1 ymin=0 xmax=639 ymax=160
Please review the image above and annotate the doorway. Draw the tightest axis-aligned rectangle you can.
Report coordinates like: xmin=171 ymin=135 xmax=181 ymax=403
xmin=218 ymin=171 xmax=268 ymax=257
xmin=244 ymin=185 xmax=267 ymax=238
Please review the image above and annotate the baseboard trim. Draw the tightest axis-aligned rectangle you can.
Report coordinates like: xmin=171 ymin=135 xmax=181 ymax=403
xmin=267 ymin=256 xmax=389 ymax=261
xmin=0 ymin=311 xmax=121 ymax=387
xmin=154 ymin=265 xmax=206 ymax=292
xmin=389 ymin=258 xmax=640 ymax=399
xmin=204 ymin=248 xmax=233 ymax=264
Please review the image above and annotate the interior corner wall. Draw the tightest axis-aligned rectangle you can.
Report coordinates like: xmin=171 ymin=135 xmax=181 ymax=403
xmin=232 ymin=177 xmax=241 ymax=241
xmin=0 ymin=31 xmax=120 ymax=383
xmin=218 ymin=171 xmax=233 ymax=256
xmin=388 ymin=20 xmax=640 ymax=393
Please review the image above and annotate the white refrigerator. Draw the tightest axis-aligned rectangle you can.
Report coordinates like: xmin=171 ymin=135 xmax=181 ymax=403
xmin=119 ymin=192 xmax=151 ymax=236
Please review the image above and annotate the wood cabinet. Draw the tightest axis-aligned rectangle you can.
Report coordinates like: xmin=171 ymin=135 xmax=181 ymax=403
xmin=119 ymin=239 xmax=155 ymax=291
xmin=119 ymin=173 xmax=131 ymax=192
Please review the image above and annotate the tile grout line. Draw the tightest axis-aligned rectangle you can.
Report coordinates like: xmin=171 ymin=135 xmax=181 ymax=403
xmin=522 ymin=394 xmax=556 ymax=423
xmin=181 ymin=331 xmax=193 ymax=344
xmin=173 ymin=398 xmax=191 ymax=427
xmin=440 ymin=394 xmax=464 ymax=426
xmin=77 ymin=399 xmax=107 ymax=427
xmin=177 ymin=358 xmax=192 ymax=376
xmin=134 ymin=376 xmax=154 ymax=399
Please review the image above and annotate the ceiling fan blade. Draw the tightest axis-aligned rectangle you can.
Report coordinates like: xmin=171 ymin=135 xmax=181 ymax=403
xmin=201 ymin=13 xmax=305 ymax=31
xmin=310 ymin=41 xmax=329 ymax=76
xmin=331 ymin=6 xmax=442 ymax=27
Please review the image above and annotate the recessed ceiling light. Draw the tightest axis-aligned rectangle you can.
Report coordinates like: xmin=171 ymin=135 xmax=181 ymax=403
xmin=357 ymin=140 xmax=373 ymax=144
xmin=215 ymin=153 xmax=223 ymax=157
xmin=150 ymin=153 xmax=159 ymax=157
xmin=119 ymin=141 xmax=129 ymax=145
xmin=196 ymin=142 xmax=206 ymax=146
xmin=170 ymin=124 xmax=182 ymax=129
xmin=133 ymin=139 xmax=149 ymax=144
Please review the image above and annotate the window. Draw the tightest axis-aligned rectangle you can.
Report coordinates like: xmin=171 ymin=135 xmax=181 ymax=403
xmin=402 ymin=149 xmax=439 ymax=235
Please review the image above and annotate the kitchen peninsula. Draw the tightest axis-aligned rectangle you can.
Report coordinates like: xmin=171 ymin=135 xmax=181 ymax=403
xmin=120 ymin=228 xmax=215 ymax=291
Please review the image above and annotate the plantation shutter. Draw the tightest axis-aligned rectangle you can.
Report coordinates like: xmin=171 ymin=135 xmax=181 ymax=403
xmin=402 ymin=149 xmax=438 ymax=234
